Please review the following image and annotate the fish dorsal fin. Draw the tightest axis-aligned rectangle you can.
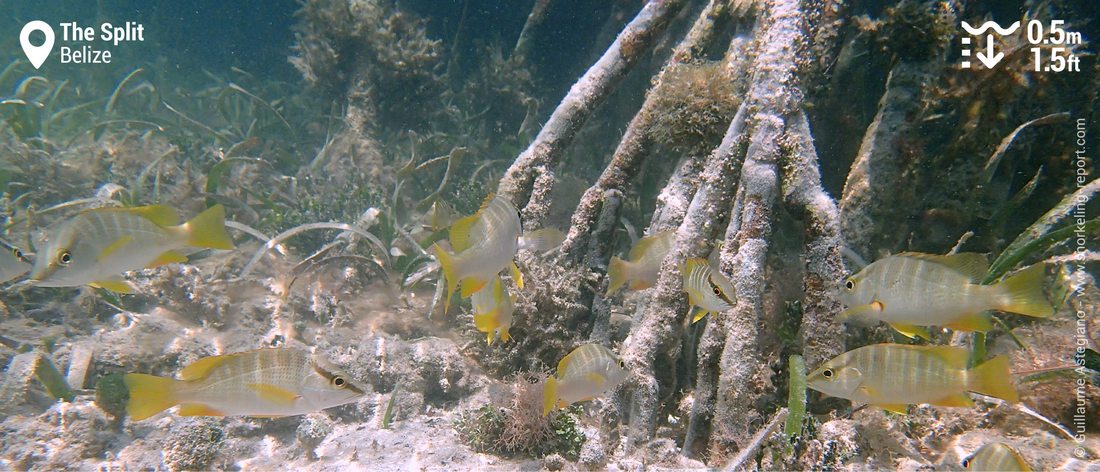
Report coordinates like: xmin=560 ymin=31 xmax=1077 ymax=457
xmin=557 ymin=348 xmax=581 ymax=377
xmin=118 ymin=205 xmax=181 ymax=227
xmin=247 ymin=383 xmax=301 ymax=406
xmin=628 ymin=231 xmax=670 ymax=261
xmin=97 ymin=235 xmax=135 ymax=262
xmin=896 ymin=252 xmax=989 ymax=281
xmin=924 ymin=345 xmax=970 ymax=369
xmin=449 ymin=214 xmax=481 ymax=252
xmin=179 ymin=354 xmax=234 ymax=381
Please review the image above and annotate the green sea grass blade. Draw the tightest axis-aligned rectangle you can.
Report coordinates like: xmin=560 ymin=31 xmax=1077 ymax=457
xmin=784 ymin=355 xmax=806 ymax=439
xmin=34 ymin=352 xmax=75 ymax=402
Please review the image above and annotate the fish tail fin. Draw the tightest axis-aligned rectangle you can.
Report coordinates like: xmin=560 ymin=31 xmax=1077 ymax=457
xmin=123 ymin=373 xmax=180 ymax=421
xmin=968 ymin=355 xmax=1019 ymax=403
xmin=178 ymin=205 xmax=234 ymax=250
xmin=542 ymin=376 xmax=559 ymax=416
xmin=995 ymin=264 xmax=1054 ymax=318
xmin=432 ymin=244 xmax=460 ymax=313
xmin=606 ymin=257 xmax=631 ymax=295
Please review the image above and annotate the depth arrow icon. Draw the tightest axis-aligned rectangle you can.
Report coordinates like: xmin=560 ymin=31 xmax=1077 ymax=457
xmin=975 ymin=34 xmax=1003 ymax=69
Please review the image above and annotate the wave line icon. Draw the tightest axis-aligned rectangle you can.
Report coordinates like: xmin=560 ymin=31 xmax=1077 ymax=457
xmin=961 ymin=21 xmax=1020 ymax=36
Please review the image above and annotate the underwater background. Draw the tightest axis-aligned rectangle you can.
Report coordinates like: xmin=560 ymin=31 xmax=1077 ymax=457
xmin=0 ymin=0 xmax=1098 ymax=470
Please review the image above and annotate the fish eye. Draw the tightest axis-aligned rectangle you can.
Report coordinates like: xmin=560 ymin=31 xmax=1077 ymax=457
xmin=331 ymin=375 xmax=347 ymax=388
xmin=58 ymin=250 xmax=72 ymax=265
xmin=822 ymin=368 xmax=834 ymax=379
xmin=844 ymin=279 xmax=854 ymax=290
xmin=11 ymin=248 xmax=21 ymax=259
xmin=961 ymin=459 xmax=970 ymax=469
xmin=618 ymin=359 xmax=626 ymax=369
xmin=712 ymin=286 xmax=722 ymax=296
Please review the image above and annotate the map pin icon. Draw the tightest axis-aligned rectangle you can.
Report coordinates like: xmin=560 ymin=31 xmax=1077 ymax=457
xmin=20 ymin=21 xmax=55 ymax=70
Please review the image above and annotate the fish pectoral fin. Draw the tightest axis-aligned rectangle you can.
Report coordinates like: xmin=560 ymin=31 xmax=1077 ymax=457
xmin=97 ymin=235 xmax=135 ymax=262
xmin=943 ymin=312 xmax=993 ymax=333
xmin=247 ymin=383 xmax=302 ymax=406
xmin=179 ymin=354 xmax=235 ymax=381
xmin=585 ymin=372 xmax=607 ymax=387
xmin=146 ymin=250 xmax=188 ymax=269
xmin=887 ymin=323 xmax=932 ymax=340
xmin=689 ymin=306 xmax=709 ymax=324
xmin=90 ymin=278 xmax=135 ymax=294
xmin=932 ymin=393 xmax=974 ymax=408
xmin=448 ymin=215 xmax=480 ymax=253
xmin=874 ymin=403 xmax=909 ymax=415
xmin=509 ymin=262 xmax=524 ymax=290
xmin=178 ymin=403 xmax=225 ymax=416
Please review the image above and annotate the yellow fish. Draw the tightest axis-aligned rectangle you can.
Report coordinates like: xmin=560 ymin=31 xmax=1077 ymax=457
xmin=682 ymin=258 xmax=736 ymax=323
xmin=543 ymin=344 xmax=628 ymax=415
xmin=432 ymin=195 xmax=523 ymax=311
xmin=807 ymin=343 xmax=1018 ymax=414
xmin=30 ymin=204 xmax=234 ymax=292
xmin=607 ymin=230 xmax=674 ymax=295
xmin=839 ymin=253 xmax=1053 ymax=339
xmin=0 ymin=239 xmax=31 ymax=284
xmin=471 ymin=276 xmax=516 ymax=345
xmin=963 ymin=443 xmax=1032 ymax=471
xmin=124 ymin=348 xmax=365 ymax=420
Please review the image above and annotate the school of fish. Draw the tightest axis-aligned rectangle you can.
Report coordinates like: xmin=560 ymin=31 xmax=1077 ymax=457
xmin=6 ymin=189 xmax=1059 ymax=471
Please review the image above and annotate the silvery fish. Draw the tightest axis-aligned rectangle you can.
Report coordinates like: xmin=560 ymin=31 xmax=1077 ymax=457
xmin=807 ymin=343 xmax=1018 ymax=414
xmin=518 ymin=227 xmax=566 ymax=254
xmin=963 ymin=443 xmax=1032 ymax=471
xmin=839 ymin=253 xmax=1053 ymax=339
xmin=543 ymin=343 xmax=628 ymax=415
xmin=471 ymin=275 xmax=516 ymax=345
xmin=124 ymin=348 xmax=365 ymax=420
xmin=30 ymin=204 xmax=234 ymax=293
xmin=682 ymin=258 xmax=736 ymax=323
xmin=0 ymin=239 xmax=31 ymax=284
xmin=606 ymin=230 xmax=674 ymax=295
xmin=432 ymin=195 xmax=523 ymax=310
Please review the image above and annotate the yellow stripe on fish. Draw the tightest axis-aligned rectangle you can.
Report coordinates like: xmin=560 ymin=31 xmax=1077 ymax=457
xmin=123 ymin=348 xmax=365 ymax=420
xmin=806 ymin=343 xmax=1018 ymax=414
xmin=471 ymin=276 xmax=516 ymax=345
xmin=542 ymin=344 xmax=627 ymax=415
xmin=839 ymin=252 xmax=1053 ymax=339
xmin=606 ymin=230 xmax=674 ymax=295
xmin=963 ymin=443 xmax=1032 ymax=471
xmin=30 ymin=204 xmax=234 ymax=292
xmin=432 ymin=195 xmax=522 ymax=312
xmin=682 ymin=258 xmax=736 ymax=323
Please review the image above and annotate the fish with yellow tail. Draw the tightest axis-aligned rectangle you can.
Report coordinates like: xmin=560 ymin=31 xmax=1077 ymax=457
xmin=0 ymin=239 xmax=31 ymax=284
xmin=432 ymin=195 xmax=523 ymax=311
xmin=542 ymin=344 xmax=627 ymax=416
xmin=839 ymin=252 xmax=1053 ymax=340
xmin=123 ymin=348 xmax=365 ymax=420
xmin=806 ymin=343 xmax=1018 ymax=414
xmin=471 ymin=276 xmax=515 ymax=345
xmin=606 ymin=230 xmax=674 ymax=295
xmin=30 ymin=204 xmax=234 ymax=293
xmin=682 ymin=258 xmax=736 ymax=323
xmin=962 ymin=443 xmax=1032 ymax=471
